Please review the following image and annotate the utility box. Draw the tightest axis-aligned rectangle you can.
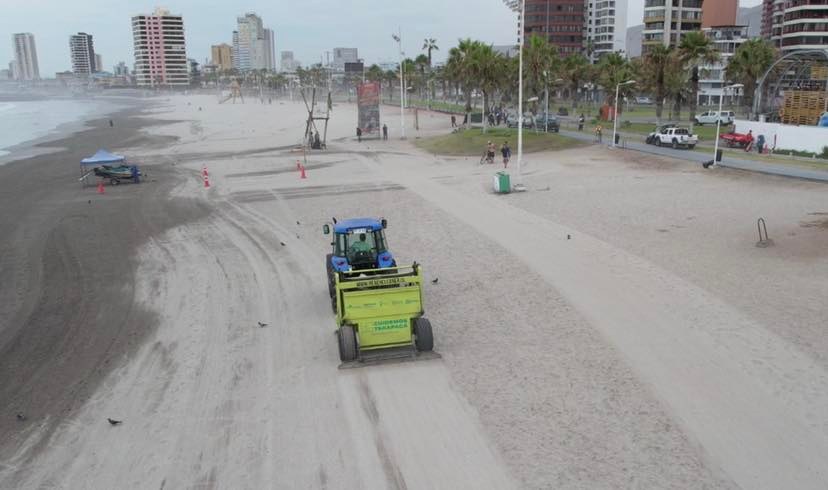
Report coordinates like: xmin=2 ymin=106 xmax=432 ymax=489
xmin=492 ymin=172 xmax=511 ymax=194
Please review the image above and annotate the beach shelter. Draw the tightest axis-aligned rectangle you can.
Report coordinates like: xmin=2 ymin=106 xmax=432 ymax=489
xmin=79 ymin=149 xmax=126 ymax=186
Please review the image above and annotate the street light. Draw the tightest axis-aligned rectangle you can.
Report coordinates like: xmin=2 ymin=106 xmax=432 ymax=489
xmin=713 ymin=83 xmax=744 ymax=165
xmin=392 ymin=30 xmax=406 ymax=139
xmin=612 ymin=80 xmax=636 ymax=148
xmin=503 ymin=0 xmax=526 ymax=186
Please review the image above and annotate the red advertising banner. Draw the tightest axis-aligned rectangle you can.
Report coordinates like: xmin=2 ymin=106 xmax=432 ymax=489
xmin=358 ymin=82 xmax=381 ymax=134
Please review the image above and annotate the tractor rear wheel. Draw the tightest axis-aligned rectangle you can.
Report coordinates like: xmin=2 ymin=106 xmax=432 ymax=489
xmin=339 ymin=325 xmax=357 ymax=362
xmin=414 ymin=318 xmax=434 ymax=352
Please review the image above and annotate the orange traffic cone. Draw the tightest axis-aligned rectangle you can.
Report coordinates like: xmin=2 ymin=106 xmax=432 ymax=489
xmin=97 ymin=181 xmax=105 ymax=194
xmin=202 ymin=165 xmax=209 ymax=177
xmin=300 ymin=165 xmax=307 ymax=179
xmin=203 ymin=173 xmax=211 ymax=188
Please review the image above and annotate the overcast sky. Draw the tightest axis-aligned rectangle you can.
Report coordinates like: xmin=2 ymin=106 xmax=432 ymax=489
xmin=1 ymin=0 xmax=763 ymax=76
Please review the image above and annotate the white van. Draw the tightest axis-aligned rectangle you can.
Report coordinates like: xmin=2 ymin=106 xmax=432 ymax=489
xmin=694 ymin=111 xmax=735 ymax=126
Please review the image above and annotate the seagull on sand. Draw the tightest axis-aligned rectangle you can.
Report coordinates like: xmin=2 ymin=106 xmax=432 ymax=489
xmin=431 ymin=278 xmax=439 ymax=284
xmin=16 ymin=413 xmax=26 ymax=422
xmin=107 ymin=418 xmax=123 ymax=426
xmin=258 ymin=322 xmax=268 ymax=328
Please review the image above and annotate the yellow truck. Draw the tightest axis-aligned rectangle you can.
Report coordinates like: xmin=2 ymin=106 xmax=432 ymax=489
xmin=332 ymin=264 xmax=437 ymax=366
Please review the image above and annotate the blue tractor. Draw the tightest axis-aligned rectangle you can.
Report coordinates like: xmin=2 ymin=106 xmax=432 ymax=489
xmin=323 ymin=218 xmax=396 ymax=298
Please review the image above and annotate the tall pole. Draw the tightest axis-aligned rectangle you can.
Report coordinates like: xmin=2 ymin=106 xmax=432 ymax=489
xmin=517 ymin=0 xmax=525 ymax=183
xmin=395 ymin=29 xmax=406 ymax=140
xmin=544 ymin=72 xmax=549 ymax=133
xmin=612 ymin=83 xmax=620 ymax=148
xmin=714 ymin=84 xmax=743 ymax=165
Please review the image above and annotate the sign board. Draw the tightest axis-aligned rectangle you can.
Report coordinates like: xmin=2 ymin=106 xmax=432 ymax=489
xmin=357 ymin=82 xmax=381 ymax=134
xmin=344 ymin=62 xmax=364 ymax=74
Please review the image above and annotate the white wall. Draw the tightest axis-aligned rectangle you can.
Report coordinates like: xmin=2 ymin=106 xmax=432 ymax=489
xmin=734 ymin=119 xmax=828 ymax=154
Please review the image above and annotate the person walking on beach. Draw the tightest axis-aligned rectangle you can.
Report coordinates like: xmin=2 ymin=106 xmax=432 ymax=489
xmin=595 ymin=124 xmax=603 ymax=143
xmin=382 ymin=124 xmax=388 ymax=140
xmin=501 ymin=141 xmax=511 ymax=168
xmin=578 ymin=114 xmax=585 ymax=131
xmin=451 ymin=115 xmax=457 ymax=128
xmin=356 ymin=127 xmax=362 ymax=142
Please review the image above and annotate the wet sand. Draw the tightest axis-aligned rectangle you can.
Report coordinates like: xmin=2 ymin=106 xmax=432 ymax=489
xmin=0 ymin=109 xmax=209 ymax=452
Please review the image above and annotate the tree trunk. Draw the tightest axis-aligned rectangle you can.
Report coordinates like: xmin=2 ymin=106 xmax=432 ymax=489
xmin=689 ymin=66 xmax=699 ymax=122
xmin=655 ymin=83 xmax=665 ymax=123
xmin=673 ymin=95 xmax=682 ymax=121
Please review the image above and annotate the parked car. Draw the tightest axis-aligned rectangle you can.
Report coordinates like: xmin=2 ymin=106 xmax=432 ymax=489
xmin=507 ymin=114 xmax=535 ymax=129
xmin=694 ymin=111 xmax=735 ymax=126
xmin=645 ymin=124 xmax=677 ymax=145
xmin=652 ymin=127 xmax=698 ymax=149
xmin=635 ymin=96 xmax=654 ymax=105
xmin=534 ymin=114 xmax=560 ymax=132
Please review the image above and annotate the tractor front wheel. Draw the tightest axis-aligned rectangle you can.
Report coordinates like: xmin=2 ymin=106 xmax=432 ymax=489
xmin=414 ymin=318 xmax=434 ymax=352
xmin=339 ymin=325 xmax=357 ymax=362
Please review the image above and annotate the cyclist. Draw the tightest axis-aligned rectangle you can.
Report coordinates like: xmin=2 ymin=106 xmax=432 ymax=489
xmin=486 ymin=141 xmax=496 ymax=164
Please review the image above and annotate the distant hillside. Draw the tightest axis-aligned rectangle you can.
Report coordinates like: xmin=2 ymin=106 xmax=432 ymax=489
xmin=737 ymin=5 xmax=763 ymax=38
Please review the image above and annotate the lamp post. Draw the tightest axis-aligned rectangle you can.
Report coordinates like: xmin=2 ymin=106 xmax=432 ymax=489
xmin=503 ymin=0 xmax=526 ymax=184
xmin=612 ymin=80 xmax=636 ymax=148
xmin=713 ymin=83 xmax=744 ymax=165
xmin=392 ymin=30 xmax=406 ymax=140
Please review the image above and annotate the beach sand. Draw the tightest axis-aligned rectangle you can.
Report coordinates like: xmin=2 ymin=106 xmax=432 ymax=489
xmin=1 ymin=94 xmax=826 ymax=489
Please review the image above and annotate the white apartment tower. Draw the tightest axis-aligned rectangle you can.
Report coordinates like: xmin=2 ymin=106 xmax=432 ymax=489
xmin=69 ymin=32 xmax=96 ymax=75
xmin=234 ymin=13 xmax=275 ymax=71
xmin=642 ymin=0 xmax=704 ymax=55
xmin=12 ymin=33 xmax=40 ymax=81
xmin=586 ymin=0 xmax=629 ymax=62
xmin=131 ymin=8 xmax=189 ymax=86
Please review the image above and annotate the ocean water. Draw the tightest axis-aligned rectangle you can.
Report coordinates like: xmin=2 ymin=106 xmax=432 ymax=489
xmin=0 ymin=99 xmax=122 ymax=159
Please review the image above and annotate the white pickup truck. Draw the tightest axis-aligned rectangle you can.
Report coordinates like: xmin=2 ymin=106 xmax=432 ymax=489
xmin=653 ymin=127 xmax=698 ymax=149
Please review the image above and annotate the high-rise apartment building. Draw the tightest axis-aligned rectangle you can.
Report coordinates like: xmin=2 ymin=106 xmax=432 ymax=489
xmin=642 ymin=0 xmax=704 ymax=55
xmin=698 ymin=25 xmax=749 ymax=106
xmin=332 ymin=47 xmax=358 ymax=71
xmin=702 ymin=0 xmax=737 ymax=28
xmin=264 ymin=29 xmax=276 ymax=70
xmin=131 ymin=7 xmax=189 ymax=87
xmin=211 ymin=43 xmax=233 ymax=71
xmin=521 ymin=0 xmax=587 ymax=56
xmin=69 ymin=32 xmax=96 ymax=75
xmin=234 ymin=13 xmax=275 ymax=71
xmin=95 ymin=54 xmax=103 ymax=73
xmin=762 ymin=0 xmax=828 ymax=51
xmin=586 ymin=0 xmax=628 ymax=62
xmin=12 ymin=33 xmax=40 ymax=81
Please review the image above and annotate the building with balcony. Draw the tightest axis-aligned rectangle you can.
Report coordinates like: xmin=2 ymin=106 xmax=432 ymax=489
xmin=698 ymin=25 xmax=749 ymax=106
xmin=12 ymin=33 xmax=40 ymax=81
xmin=763 ymin=0 xmax=828 ymax=51
xmin=211 ymin=43 xmax=233 ymax=71
xmin=642 ymin=0 xmax=704 ymax=55
xmin=521 ymin=0 xmax=587 ymax=56
xmin=586 ymin=0 xmax=628 ymax=62
xmin=69 ymin=33 xmax=96 ymax=76
xmin=131 ymin=8 xmax=189 ymax=87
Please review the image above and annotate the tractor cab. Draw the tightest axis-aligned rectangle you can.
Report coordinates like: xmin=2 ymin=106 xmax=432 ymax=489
xmin=324 ymin=218 xmax=395 ymax=273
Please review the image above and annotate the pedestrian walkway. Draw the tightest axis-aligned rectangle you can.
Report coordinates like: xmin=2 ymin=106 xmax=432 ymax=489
xmin=559 ymin=129 xmax=828 ymax=183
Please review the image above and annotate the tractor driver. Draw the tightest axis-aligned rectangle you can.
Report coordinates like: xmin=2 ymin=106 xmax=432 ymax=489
xmin=349 ymin=233 xmax=372 ymax=254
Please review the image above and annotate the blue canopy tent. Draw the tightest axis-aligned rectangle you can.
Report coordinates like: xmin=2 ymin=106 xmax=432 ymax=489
xmin=79 ymin=149 xmax=139 ymax=186
xmin=81 ymin=149 xmax=125 ymax=166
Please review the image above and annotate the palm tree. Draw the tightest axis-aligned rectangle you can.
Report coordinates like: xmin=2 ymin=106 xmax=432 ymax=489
xmin=663 ymin=52 xmax=690 ymax=121
xmin=640 ymin=44 xmax=673 ymax=123
xmin=366 ymin=64 xmax=384 ymax=83
xmin=522 ymin=34 xmax=559 ymax=112
xmin=469 ymin=44 xmax=505 ymax=120
xmin=597 ymin=52 xmax=636 ymax=108
xmin=560 ymin=54 xmax=590 ymax=108
xmin=422 ymin=38 xmax=439 ymax=67
xmin=446 ymin=38 xmax=480 ymax=118
xmin=725 ymin=38 xmax=777 ymax=117
xmin=677 ymin=31 xmax=720 ymax=122
xmin=414 ymin=54 xmax=430 ymax=99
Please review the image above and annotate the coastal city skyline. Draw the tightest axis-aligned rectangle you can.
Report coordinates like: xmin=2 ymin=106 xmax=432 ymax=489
xmin=2 ymin=0 xmax=764 ymax=78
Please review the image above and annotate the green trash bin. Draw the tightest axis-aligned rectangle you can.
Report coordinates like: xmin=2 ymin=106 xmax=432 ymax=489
xmin=492 ymin=172 xmax=511 ymax=194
